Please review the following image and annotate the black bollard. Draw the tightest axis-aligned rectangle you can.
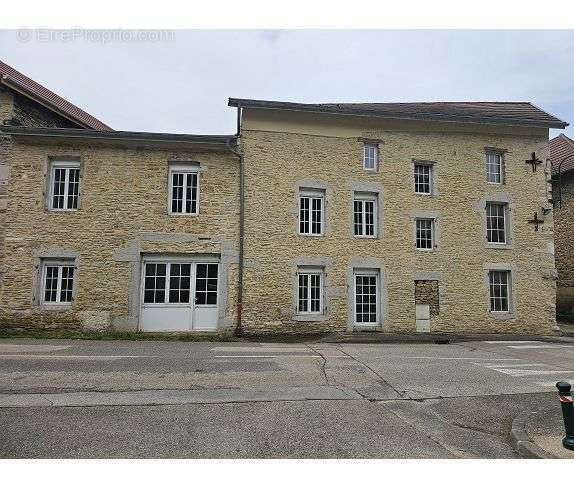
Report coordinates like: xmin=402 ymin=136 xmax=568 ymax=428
xmin=556 ymin=381 xmax=574 ymax=450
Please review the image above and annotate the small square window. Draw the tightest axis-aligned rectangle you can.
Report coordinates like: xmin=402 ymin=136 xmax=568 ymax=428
xmin=42 ymin=260 xmax=76 ymax=304
xmin=363 ymin=144 xmax=378 ymax=171
xmin=49 ymin=162 xmax=80 ymax=211
xmin=416 ymin=218 xmax=435 ymax=250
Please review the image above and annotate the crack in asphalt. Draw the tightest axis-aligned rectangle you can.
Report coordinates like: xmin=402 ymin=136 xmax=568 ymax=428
xmin=333 ymin=344 xmax=405 ymax=397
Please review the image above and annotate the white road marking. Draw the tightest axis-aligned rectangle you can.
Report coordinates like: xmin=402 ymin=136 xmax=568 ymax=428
xmin=213 ymin=347 xmax=310 ymax=353
xmin=507 ymin=345 xmax=574 ymax=349
xmin=0 ymin=344 xmax=71 ymax=353
xmin=535 ymin=379 xmax=574 ymax=387
xmin=0 ymin=354 xmax=151 ymax=360
xmin=483 ymin=341 xmax=541 ymax=344
xmin=214 ymin=355 xmax=321 ymax=359
xmin=389 ymin=356 xmax=523 ymax=361
xmin=490 ymin=369 xmax=574 ymax=377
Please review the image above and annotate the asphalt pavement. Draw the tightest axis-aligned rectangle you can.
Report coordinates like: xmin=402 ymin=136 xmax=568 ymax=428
xmin=0 ymin=337 xmax=573 ymax=458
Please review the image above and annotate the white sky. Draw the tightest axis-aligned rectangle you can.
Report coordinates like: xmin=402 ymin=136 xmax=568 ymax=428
xmin=0 ymin=29 xmax=572 ymax=138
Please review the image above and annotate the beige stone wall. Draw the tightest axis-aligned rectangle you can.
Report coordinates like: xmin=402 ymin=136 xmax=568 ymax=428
xmin=240 ymin=109 xmax=556 ymax=335
xmin=0 ymin=140 xmax=240 ymax=331
xmin=555 ymin=171 xmax=574 ymax=316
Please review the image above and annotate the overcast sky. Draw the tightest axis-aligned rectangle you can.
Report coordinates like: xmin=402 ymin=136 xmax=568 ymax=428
xmin=0 ymin=29 xmax=573 ymax=138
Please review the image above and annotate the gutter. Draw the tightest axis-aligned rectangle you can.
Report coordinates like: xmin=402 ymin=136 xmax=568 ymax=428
xmin=0 ymin=126 xmax=236 ymax=146
xmin=226 ymin=105 xmax=244 ymax=336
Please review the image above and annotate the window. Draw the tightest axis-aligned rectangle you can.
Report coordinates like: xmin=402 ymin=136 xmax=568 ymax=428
xmin=414 ymin=164 xmax=432 ymax=194
xmin=169 ymin=164 xmax=199 ymax=215
xmin=486 ymin=152 xmax=504 ymax=184
xmin=353 ymin=193 xmax=377 ymax=237
xmin=416 ymin=218 xmax=435 ymax=250
xmin=195 ymin=263 xmax=218 ymax=305
xmin=354 ymin=272 xmax=378 ymax=324
xmin=49 ymin=162 xmax=80 ymax=210
xmin=489 ymin=270 xmax=511 ymax=312
xmin=363 ymin=143 xmax=378 ymax=171
xmin=42 ymin=261 xmax=75 ymax=304
xmin=143 ymin=262 xmax=218 ymax=305
xmin=299 ymin=190 xmax=324 ymax=235
xmin=297 ymin=268 xmax=323 ymax=314
xmin=486 ymin=202 xmax=507 ymax=244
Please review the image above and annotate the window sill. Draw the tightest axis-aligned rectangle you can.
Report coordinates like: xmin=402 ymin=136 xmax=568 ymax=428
xmin=485 ymin=243 xmax=513 ymax=250
xmin=298 ymin=233 xmax=325 ymax=238
xmin=47 ymin=209 xmax=79 ymax=213
xmin=354 ymin=235 xmax=379 ymax=239
xmin=168 ymin=212 xmax=200 ymax=217
xmin=39 ymin=303 xmax=74 ymax=311
xmin=415 ymin=247 xmax=437 ymax=252
xmin=489 ymin=311 xmax=516 ymax=320
xmin=414 ymin=192 xmax=434 ymax=197
xmin=293 ymin=314 xmax=328 ymax=322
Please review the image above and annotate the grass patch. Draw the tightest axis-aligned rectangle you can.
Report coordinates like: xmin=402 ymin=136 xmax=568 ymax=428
xmin=0 ymin=327 xmax=236 ymax=342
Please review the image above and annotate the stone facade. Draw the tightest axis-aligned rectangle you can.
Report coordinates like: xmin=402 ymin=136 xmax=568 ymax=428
xmin=0 ymin=85 xmax=85 ymax=303
xmin=0 ymin=139 xmax=240 ymax=331
xmin=554 ymin=170 xmax=574 ymax=317
xmin=239 ymin=109 xmax=556 ymax=335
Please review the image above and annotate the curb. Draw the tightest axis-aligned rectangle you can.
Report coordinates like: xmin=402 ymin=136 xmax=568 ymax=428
xmin=510 ymin=411 xmax=557 ymax=459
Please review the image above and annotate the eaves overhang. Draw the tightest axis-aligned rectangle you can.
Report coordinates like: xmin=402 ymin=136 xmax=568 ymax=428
xmin=0 ymin=126 xmax=238 ymax=151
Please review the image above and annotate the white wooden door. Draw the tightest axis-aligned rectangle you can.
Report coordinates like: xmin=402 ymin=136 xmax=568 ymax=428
xmin=140 ymin=260 xmax=219 ymax=332
xmin=354 ymin=271 xmax=379 ymax=326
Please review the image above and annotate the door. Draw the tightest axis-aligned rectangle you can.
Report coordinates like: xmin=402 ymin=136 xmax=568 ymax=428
xmin=354 ymin=271 xmax=379 ymax=327
xmin=415 ymin=304 xmax=431 ymax=332
xmin=140 ymin=260 xmax=219 ymax=332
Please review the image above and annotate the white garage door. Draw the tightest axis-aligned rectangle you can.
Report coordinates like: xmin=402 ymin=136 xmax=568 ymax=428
xmin=140 ymin=259 xmax=219 ymax=332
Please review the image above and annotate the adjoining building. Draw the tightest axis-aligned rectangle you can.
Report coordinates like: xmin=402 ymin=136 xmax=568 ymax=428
xmin=550 ymin=133 xmax=574 ymax=321
xmin=0 ymin=59 xmax=569 ymax=335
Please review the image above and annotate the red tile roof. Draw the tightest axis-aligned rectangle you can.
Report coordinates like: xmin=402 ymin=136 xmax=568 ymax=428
xmin=550 ymin=134 xmax=574 ymax=174
xmin=0 ymin=59 xmax=111 ymax=130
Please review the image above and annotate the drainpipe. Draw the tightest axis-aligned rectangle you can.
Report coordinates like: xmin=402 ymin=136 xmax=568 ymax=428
xmin=226 ymin=105 xmax=244 ymax=336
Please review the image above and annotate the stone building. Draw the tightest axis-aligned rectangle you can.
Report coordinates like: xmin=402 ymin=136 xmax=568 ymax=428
xmin=550 ymin=133 xmax=574 ymax=320
xmin=0 ymin=60 xmax=569 ymax=335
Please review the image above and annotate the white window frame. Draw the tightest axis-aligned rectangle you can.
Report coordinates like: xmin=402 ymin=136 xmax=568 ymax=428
xmin=488 ymin=269 xmax=512 ymax=313
xmin=299 ymin=189 xmax=324 ymax=236
xmin=353 ymin=269 xmax=379 ymax=325
xmin=168 ymin=163 xmax=200 ymax=216
xmin=48 ymin=161 xmax=81 ymax=211
xmin=141 ymin=260 xmax=219 ymax=308
xmin=486 ymin=202 xmax=508 ymax=244
xmin=363 ymin=143 xmax=379 ymax=171
xmin=414 ymin=163 xmax=433 ymax=195
xmin=415 ymin=218 xmax=435 ymax=250
xmin=353 ymin=192 xmax=378 ymax=238
xmin=296 ymin=267 xmax=324 ymax=315
xmin=486 ymin=151 xmax=504 ymax=184
xmin=41 ymin=259 xmax=76 ymax=305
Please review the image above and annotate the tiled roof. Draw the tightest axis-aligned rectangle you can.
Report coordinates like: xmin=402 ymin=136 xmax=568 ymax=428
xmin=550 ymin=133 xmax=574 ymax=174
xmin=229 ymin=98 xmax=568 ymax=129
xmin=0 ymin=59 xmax=111 ymax=130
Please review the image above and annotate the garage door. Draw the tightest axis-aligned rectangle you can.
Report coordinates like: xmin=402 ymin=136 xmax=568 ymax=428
xmin=140 ymin=259 xmax=219 ymax=332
